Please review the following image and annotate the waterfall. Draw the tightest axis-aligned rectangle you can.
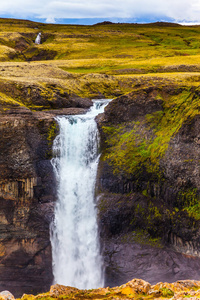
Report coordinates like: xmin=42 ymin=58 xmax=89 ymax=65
xmin=50 ymin=99 xmax=111 ymax=289
xmin=35 ymin=32 xmax=41 ymax=44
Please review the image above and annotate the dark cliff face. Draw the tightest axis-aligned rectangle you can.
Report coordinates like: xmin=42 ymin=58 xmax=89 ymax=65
xmin=96 ymin=85 xmax=200 ymax=287
xmin=0 ymin=109 xmax=56 ymax=296
xmin=0 ymin=90 xmax=91 ymax=296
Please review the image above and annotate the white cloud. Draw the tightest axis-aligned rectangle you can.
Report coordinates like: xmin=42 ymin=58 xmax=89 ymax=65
xmin=0 ymin=0 xmax=199 ymax=22
xmin=46 ymin=16 xmax=56 ymax=23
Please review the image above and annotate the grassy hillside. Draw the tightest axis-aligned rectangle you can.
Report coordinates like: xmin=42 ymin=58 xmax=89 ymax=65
xmin=0 ymin=19 xmax=200 ymax=64
xmin=0 ymin=19 xmax=200 ymax=109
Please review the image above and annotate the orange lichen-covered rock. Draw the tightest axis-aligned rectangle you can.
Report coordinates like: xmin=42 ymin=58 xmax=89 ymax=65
xmin=89 ymin=287 xmax=110 ymax=296
xmin=151 ymin=280 xmax=200 ymax=293
xmin=12 ymin=278 xmax=200 ymax=300
xmin=113 ymin=278 xmax=151 ymax=296
xmin=49 ymin=284 xmax=79 ymax=297
xmin=148 ymin=280 xmax=200 ymax=298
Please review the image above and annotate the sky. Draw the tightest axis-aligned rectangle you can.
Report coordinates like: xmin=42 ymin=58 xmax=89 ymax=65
xmin=0 ymin=0 xmax=200 ymax=24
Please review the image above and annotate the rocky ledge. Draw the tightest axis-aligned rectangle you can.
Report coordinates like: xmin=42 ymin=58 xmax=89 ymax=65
xmin=6 ymin=279 xmax=200 ymax=300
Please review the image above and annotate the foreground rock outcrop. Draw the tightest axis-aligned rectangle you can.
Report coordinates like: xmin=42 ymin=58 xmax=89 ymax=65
xmin=19 ymin=279 xmax=200 ymax=300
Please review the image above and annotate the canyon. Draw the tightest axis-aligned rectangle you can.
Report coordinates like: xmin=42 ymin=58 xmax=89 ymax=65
xmin=0 ymin=19 xmax=200 ymax=297
xmin=1 ymin=80 xmax=200 ymax=296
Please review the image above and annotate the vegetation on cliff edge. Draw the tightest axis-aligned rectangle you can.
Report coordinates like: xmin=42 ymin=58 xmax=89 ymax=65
xmin=102 ymin=87 xmax=200 ymax=178
xmin=98 ymin=85 xmax=200 ymax=244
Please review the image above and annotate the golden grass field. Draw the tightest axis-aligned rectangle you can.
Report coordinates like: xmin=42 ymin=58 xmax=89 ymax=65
xmin=0 ymin=18 xmax=200 ymax=102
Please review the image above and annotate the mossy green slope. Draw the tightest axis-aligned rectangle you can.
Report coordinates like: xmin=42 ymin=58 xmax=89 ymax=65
xmin=102 ymin=87 xmax=200 ymax=178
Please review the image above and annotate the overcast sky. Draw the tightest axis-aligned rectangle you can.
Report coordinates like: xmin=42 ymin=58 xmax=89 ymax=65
xmin=0 ymin=0 xmax=200 ymax=24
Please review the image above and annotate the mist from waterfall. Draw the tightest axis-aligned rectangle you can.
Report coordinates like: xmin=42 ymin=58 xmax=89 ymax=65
xmin=50 ymin=100 xmax=111 ymax=289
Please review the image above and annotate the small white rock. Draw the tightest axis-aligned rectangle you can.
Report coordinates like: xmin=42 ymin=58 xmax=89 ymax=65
xmin=0 ymin=291 xmax=15 ymax=300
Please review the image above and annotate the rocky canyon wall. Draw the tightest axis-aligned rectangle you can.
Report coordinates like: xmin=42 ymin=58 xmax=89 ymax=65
xmin=0 ymin=108 xmax=58 ymax=296
xmin=0 ymin=83 xmax=92 ymax=296
xmin=1 ymin=81 xmax=200 ymax=295
xmin=96 ymin=85 xmax=200 ymax=287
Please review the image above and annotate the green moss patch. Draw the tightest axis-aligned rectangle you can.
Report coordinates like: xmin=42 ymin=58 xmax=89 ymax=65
xmin=102 ymin=87 xmax=200 ymax=179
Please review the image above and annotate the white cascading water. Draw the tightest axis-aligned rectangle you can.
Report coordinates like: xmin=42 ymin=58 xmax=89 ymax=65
xmin=35 ymin=32 xmax=41 ymax=44
xmin=50 ymin=99 xmax=111 ymax=289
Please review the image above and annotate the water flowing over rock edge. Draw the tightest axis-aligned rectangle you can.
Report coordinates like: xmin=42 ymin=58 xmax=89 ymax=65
xmin=50 ymin=100 xmax=111 ymax=289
